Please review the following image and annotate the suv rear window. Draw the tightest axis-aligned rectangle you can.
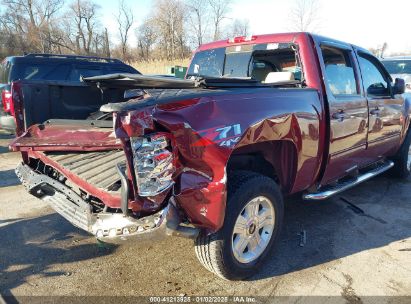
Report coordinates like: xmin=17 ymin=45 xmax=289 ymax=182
xmin=10 ymin=64 xmax=69 ymax=81
xmin=68 ymin=67 xmax=102 ymax=81
xmin=67 ymin=66 xmax=138 ymax=81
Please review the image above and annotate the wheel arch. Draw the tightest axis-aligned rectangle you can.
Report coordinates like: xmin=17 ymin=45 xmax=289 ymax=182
xmin=227 ymin=140 xmax=298 ymax=193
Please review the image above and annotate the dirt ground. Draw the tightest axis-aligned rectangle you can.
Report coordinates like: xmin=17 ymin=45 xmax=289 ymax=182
xmin=0 ymin=131 xmax=410 ymax=302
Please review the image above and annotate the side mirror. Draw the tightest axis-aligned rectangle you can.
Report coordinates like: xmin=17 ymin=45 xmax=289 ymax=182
xmin=393 ymin=78 xmax=405 ymax=95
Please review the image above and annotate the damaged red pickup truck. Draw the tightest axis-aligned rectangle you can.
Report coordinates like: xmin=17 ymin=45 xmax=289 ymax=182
xmin=11 ymin=32 xmax=411 ymax=280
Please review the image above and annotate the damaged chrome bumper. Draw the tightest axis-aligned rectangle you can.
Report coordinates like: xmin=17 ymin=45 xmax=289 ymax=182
xmin=15 ymin=162 xmax=194 ymax=244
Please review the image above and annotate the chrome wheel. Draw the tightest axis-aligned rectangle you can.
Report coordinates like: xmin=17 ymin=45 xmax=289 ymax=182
xmin=231 ymin=196 xmax=275 ymax=264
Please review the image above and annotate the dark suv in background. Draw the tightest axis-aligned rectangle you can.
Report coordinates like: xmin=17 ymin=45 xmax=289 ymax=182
xmin=0 ymin=54 xmax=140 ymax=133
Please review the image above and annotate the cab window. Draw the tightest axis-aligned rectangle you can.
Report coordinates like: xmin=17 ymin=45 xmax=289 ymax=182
xmin=321 ymin=46 xmax=358 ymax=96
xmin=358 ymin=54 xmax=389 ymax=96
xmin=186 ymin=43 xmax=302 ymax=83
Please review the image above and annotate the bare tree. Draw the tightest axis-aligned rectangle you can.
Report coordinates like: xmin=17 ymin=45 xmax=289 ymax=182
xmin=136 ymin=18 xmax=157 ymax=60
xmin=289 ymin=0 xmax=321 ymax=32
xmin=228 ymin=18 xmax=250 ymax=37
xmin=116 ymin=0 xmax=134 ymax=61
xmin=2 ymin=0 xmax=63 ymax=28
xmin=153 ymin=0 xmax=188 ymax=60
xmin=0 ymin=0 xmax=64 ymax=53
xmin=69 ymin=0 xmax=101 ymax=55
xmin=208 ymin=0 xmax=231 ymax=41
xmin=380 ymin=42 xmax=388 ymax=58
xmin=0 ymin=0 xmax=242 ymax=60
xmin=103 ymin=27 xmax=110 ymax=57
xmin=186 ymin=0 xmax=209 ymax=47
xmin=370 ymin=42 xmax=388 ymax=58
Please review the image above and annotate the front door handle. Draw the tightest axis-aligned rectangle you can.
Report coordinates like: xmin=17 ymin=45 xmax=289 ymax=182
xmin=332 ymin=110 xmax=345 ymax=122
xmin=370 ymin=108 xmax=380 ymax=116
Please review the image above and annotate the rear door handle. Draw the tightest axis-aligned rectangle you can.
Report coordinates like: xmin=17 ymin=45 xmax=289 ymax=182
xmin=332 ymin=111 xmax=345 ymax=122
xmin=370 ymin=108 xmax=380 ymax=116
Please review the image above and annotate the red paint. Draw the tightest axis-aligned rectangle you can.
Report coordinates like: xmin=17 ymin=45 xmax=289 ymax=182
xmin=115 ymin=88 xmax=323 ymax=230
xmin=9 ymin=123 xmax=122 ymax=152
xmin=9 ymin=81 xmax=27 ymax=136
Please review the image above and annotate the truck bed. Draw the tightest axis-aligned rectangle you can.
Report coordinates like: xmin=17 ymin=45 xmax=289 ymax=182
xmin=14 ymin=80 xmax=126 ymax=133
xmin=44 ymin=150 xmax=126 ymax=194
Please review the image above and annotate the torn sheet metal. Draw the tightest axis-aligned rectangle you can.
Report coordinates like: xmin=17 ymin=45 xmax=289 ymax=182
xmin=113 ymin=87 xmax=324 ymax=231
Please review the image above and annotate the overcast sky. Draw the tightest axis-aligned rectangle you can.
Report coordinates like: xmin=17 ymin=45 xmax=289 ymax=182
xmin=99 ymin=0 xmax=411 ymax=55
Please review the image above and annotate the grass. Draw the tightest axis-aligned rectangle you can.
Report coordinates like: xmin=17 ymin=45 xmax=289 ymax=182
xmin=131 ymin=58 xmax=191 ymax=75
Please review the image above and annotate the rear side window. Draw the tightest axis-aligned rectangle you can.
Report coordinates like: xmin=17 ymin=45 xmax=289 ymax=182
xmin=358 ymin=54 xmax=389 ymax=96
xmin=321 ymin=46 xmax=358 ymax=96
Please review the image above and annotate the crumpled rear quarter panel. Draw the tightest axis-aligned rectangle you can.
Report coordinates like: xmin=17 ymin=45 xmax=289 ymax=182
xmin=116 ymin=87 xmax=323 ymax=231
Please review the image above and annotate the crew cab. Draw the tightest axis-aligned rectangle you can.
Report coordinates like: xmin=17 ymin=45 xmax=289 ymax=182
xmin=11 ymin=33 xmax=410 ymax=280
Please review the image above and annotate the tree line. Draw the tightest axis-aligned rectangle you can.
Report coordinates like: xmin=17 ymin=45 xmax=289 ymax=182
xmin=0 ymin=0 xmax=254 ymax=62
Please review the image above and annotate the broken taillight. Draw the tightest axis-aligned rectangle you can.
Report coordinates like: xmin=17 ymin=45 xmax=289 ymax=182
xmin=130 ymin=134 xmax=174 ymax=197
xmin=1 ymin=89 xmax=14 ymax=115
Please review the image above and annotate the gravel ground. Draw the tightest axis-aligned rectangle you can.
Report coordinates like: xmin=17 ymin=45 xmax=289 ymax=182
xmin=0 ymin=131 xmax=410 ymax=302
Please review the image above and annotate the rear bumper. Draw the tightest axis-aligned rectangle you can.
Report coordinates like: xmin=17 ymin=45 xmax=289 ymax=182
xmin=15 ymin=162 xmax=181 ymax=244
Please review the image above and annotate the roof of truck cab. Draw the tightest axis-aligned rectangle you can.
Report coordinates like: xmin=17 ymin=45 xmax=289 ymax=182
xmin=196 ymin=32 xmax=372 ymax=56
xmin=196 ymin=32 xmax=308 ymax=51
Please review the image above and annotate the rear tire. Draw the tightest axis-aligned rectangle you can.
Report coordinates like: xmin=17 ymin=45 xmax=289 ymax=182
xmin=390 ymin=129 xmax=411 ymax=179
xmin=194 ymin=171 xmax=284 ymax=280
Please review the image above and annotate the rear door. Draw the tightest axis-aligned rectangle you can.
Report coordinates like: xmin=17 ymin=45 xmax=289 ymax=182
xmin=356 ymin=52 xmax=404 ymax=158
xmin=317 ymin=42 xmax=369 ymax=184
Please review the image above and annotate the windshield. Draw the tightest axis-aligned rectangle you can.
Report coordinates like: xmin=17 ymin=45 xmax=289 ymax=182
xmin=186 ymin=42 xmax=302 ymax=83
xmin=382 ymin=60 xmax=411 ymax=75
